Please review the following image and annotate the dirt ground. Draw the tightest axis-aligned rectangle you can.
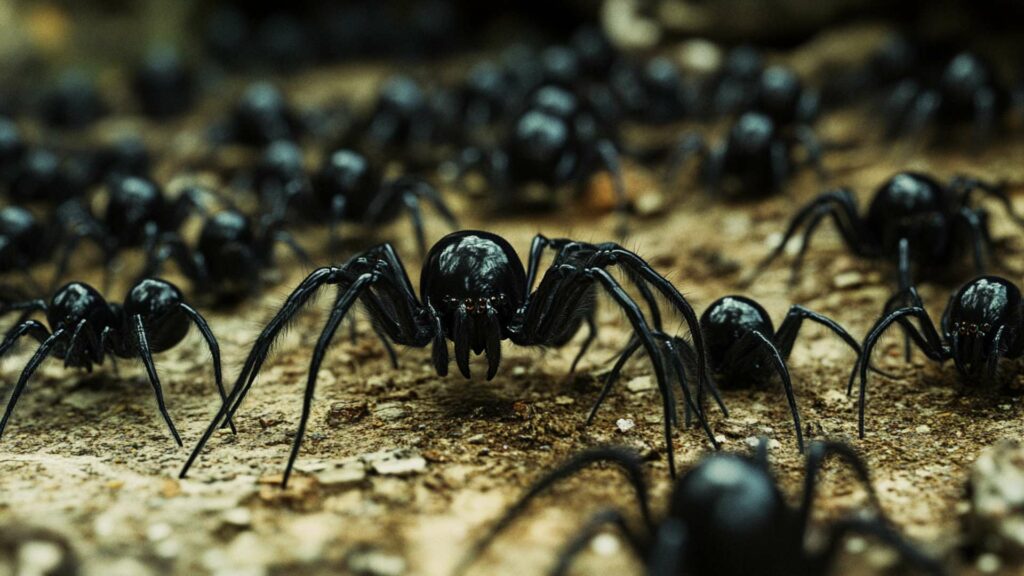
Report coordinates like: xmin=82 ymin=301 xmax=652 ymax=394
xmin=2 ymin=51 xmax=1024 ymax=576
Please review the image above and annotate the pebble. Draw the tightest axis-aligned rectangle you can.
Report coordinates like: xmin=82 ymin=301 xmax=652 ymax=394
xmin=373 ymin=403 xmax=407 ymax=422
xmin=744 ymin=437 xmax=781 ymax=451
xmin=326 ymin=400 xmax=369 ymax=427
xmin=977 ymin=553 xmax=1001 ymax=573
xmin=554 ymin=395 xmax=575 ymax=406
xmin=318 ymin=463 xmax=367 ymax=488
xmin=17 ymin=541 xmax=64 ymax=575
xmin=965 ymin=440 xmax=1024 ymax=559
xmin=833 ymin=271 xmax=865 ymax=289
xmin=626 ymin=375 xmax=654 ymax=393
xmin=346 ymin=547 xmax=407 ymax=576
xmin=466 ymin=434 xmax=486 ymax=444
xmin=221 ymin=507 xmax=253 ymax=528
xmin=915 ymin=424 xmax=931 ymax=434
xmin=363 ymin=449 xmax=427 ymax=476
xmin=616 ymin=418 xmax=635 ymax=433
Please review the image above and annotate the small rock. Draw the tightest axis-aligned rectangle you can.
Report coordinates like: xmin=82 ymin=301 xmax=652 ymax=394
xmin=616 ymin=418 xmax=635 ymax=433
xmin=326 ymin=400 xmax=369 ymax=427
xmin=744 ymin=437 xmax=781 ymax=451
xmin=346 ymin=546 xmax=407 ymax=576
xmin=915 ymin=424 xmax=931 ymax=434
xmin=554 ymin=395 xmax=575 ymax=406
xmin=374 ymin=402 xmax=407 ymax=421
xmin=466 ymin=434 xmax=486 ymax=444
xmin=221 ymin=507 xmax=252 ymax=528
xmin=833 ymin=271 xmax=865 ymax=289
xmin=364 ymin=449 xmax=427 ymax=477
xmin=318 ymin=463 xmax=367 ymax=489
xmin=977 ymin=553 xmax=1001 ymax=573
xmin=626 ymin=375 xmax=654 ymax=393
xmin=964 ymin=440 xmax=1024 ymax=559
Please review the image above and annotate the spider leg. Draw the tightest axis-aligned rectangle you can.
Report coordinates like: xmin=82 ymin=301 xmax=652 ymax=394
xmin=733 ymin=330 xmax=804 ymax=452
xmin=281 ymin=279 xmax=364 ymax=487
xmin=453 ymin=447 xmax=652 ymax=576
xmin=986 ymin=325 xmax=1005 ymax=384
xmin=972 ymin=86 xmax=997 ymax=152
xmin=62 ymin=319 xmax=89 ymax=370
xmin=179 ymin=302 xmax=235 ymax=434
xmin=660 ymin=336 xmax=719 ymax=447
xmin=797 ymin=441 xmax=884 ymax=540
xmin=271 ymin=230 xmax=311 ymax=267
xmin=951 ymin=174 xmax=1024 ymax=228
xmin=593 ymin=139 xmax=629 ymax=237
xmin=857 ymin=306 xmax=948 ymax=437
xmin=428 ymin=305 xmax=448 ymax=376
xmin=452 ymin=304 xmax=471 ymax=379
xmin=952 ymin=207 xmax=991 ymax=275
xmin=0 ymin=327 xmax=65 ymax=440
xmin=795 ymin=125 xmax=827 ymax=180
xmin=749 ymin=188 xmax=865 ymax=283
xmin=180 ymin=266 xmax=346 ymax=478
xmin=663 ymin=131 xmax=706 ymax=186
xmin=0 ymin=299 xmax=47 ymax=323
xmin=0 ymin=320 xmax=51 ymax=358
xmin=484 ymin=305 xmax=502 ymax=381
xmin=774 ymin=305 xmax=861 ymax=360
xmin=815 ymin=517 xmax=947 ymax=576
xmin=588 ymin=268 xmax=694 ymax=475
xmin=568 ymin=315 xmax=597 ymax=374
xmin=132 ymin=314 xmax=183 ymax=446
xmin=586 ymin=338 xmax=641 ymax=425
xmin=674 ymin=338 xmax=728 ymax=417
xmin=548 ymin=509 xmax=647 ymax=576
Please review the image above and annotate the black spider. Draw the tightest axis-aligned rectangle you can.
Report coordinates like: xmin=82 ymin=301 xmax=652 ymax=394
xmin=852 ymin=275 xmax=1023 ymax=438
xmin=143 ymin=208 xmax=310 ymax=303
xmin=133 ymin=46 xmax=195 ymax=119
xmin=0 ymin=278 xmax=231 ymax=446
xmin=752 ymin=172 xmax=1024 ymax=289
xmin=340 ymin=75 xmax=455 ymax=168
xmin=456 ymin=442 xmax=944 ymax=576
xmin=217 ymin=82 xmax=305 ymax=147
xmin=706 ymin=45 xmax=764 ymax=117
xmin=665 ymin=111 xmax=825 ymax=199
xmin=0 ymin=206 xmax=62 ymax=291
xmin=39 ymin=71 xmax=107 ymax=130
xmin=748 ymin=65 xmax=821 ymax=130
xmin=594 ymin=295 xmax=864 ymax=452
xmin=883 ymin=51 xmax=1019 ymax=147
xmin=307 ymin=148 xmax=457 ymax=254
xmin=609 ymin=56 xmax=694 ymax=125
xmin=180 ymin=230 xmax=717 ymax=486
xmin=56 ymin=176 xmax=210 ymax=286
xmin=455 ymin=84 xmax=627 ymax=218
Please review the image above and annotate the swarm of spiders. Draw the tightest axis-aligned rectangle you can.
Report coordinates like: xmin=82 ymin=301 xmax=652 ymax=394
xmin=3 ymin=19 xmax=1024 ymax=575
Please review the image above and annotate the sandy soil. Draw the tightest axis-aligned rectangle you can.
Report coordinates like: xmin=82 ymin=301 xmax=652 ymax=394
xmin=1 ymin=59 xmax=1023 ymax=576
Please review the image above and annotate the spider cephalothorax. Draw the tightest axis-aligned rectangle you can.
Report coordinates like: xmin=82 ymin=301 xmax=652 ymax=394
xmin=181 ymin=230 xmax=716 ymax=486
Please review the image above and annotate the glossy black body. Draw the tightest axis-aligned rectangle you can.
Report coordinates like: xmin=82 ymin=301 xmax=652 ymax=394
xmin=856 ymin=276 xmax=1024 ymax=437
xmin=40 ymin=72 xmax=107 ymax=129
xmin=144 ymin=208 xmax=308 ymax=302
xmin=0 ymin=207 xmax=51 ymax=273
xmin=701 ymin=296 xmax=776 ymax=383
xmin=103 ymin=176 xmax=185 ymax=248
xmin=458 ymin=84 xmax=626 ymax=212
xmin=757 ymin=171 xmax=1024 ymax=287
xmin=274 ymin=147 xmax=457 ymax=254
xmin=884 ymin=51 xmax=1013 ymax=146
xmin=224 ymin=83 xmax=303 ymax=146
xmin=0 ymin=279 xmax=228 ymax=446
xmin=182 ymin=230 xmax=712 ymax=486
xmin=668 ymin=112 xmax=821 ymax=199
xmin=133 ymin=48 xmax=195 ymax=119
xmin=460 ymin=445 xmax=944 ymax=576
xmin=610 ymin=57 xmax=691 ymax=124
